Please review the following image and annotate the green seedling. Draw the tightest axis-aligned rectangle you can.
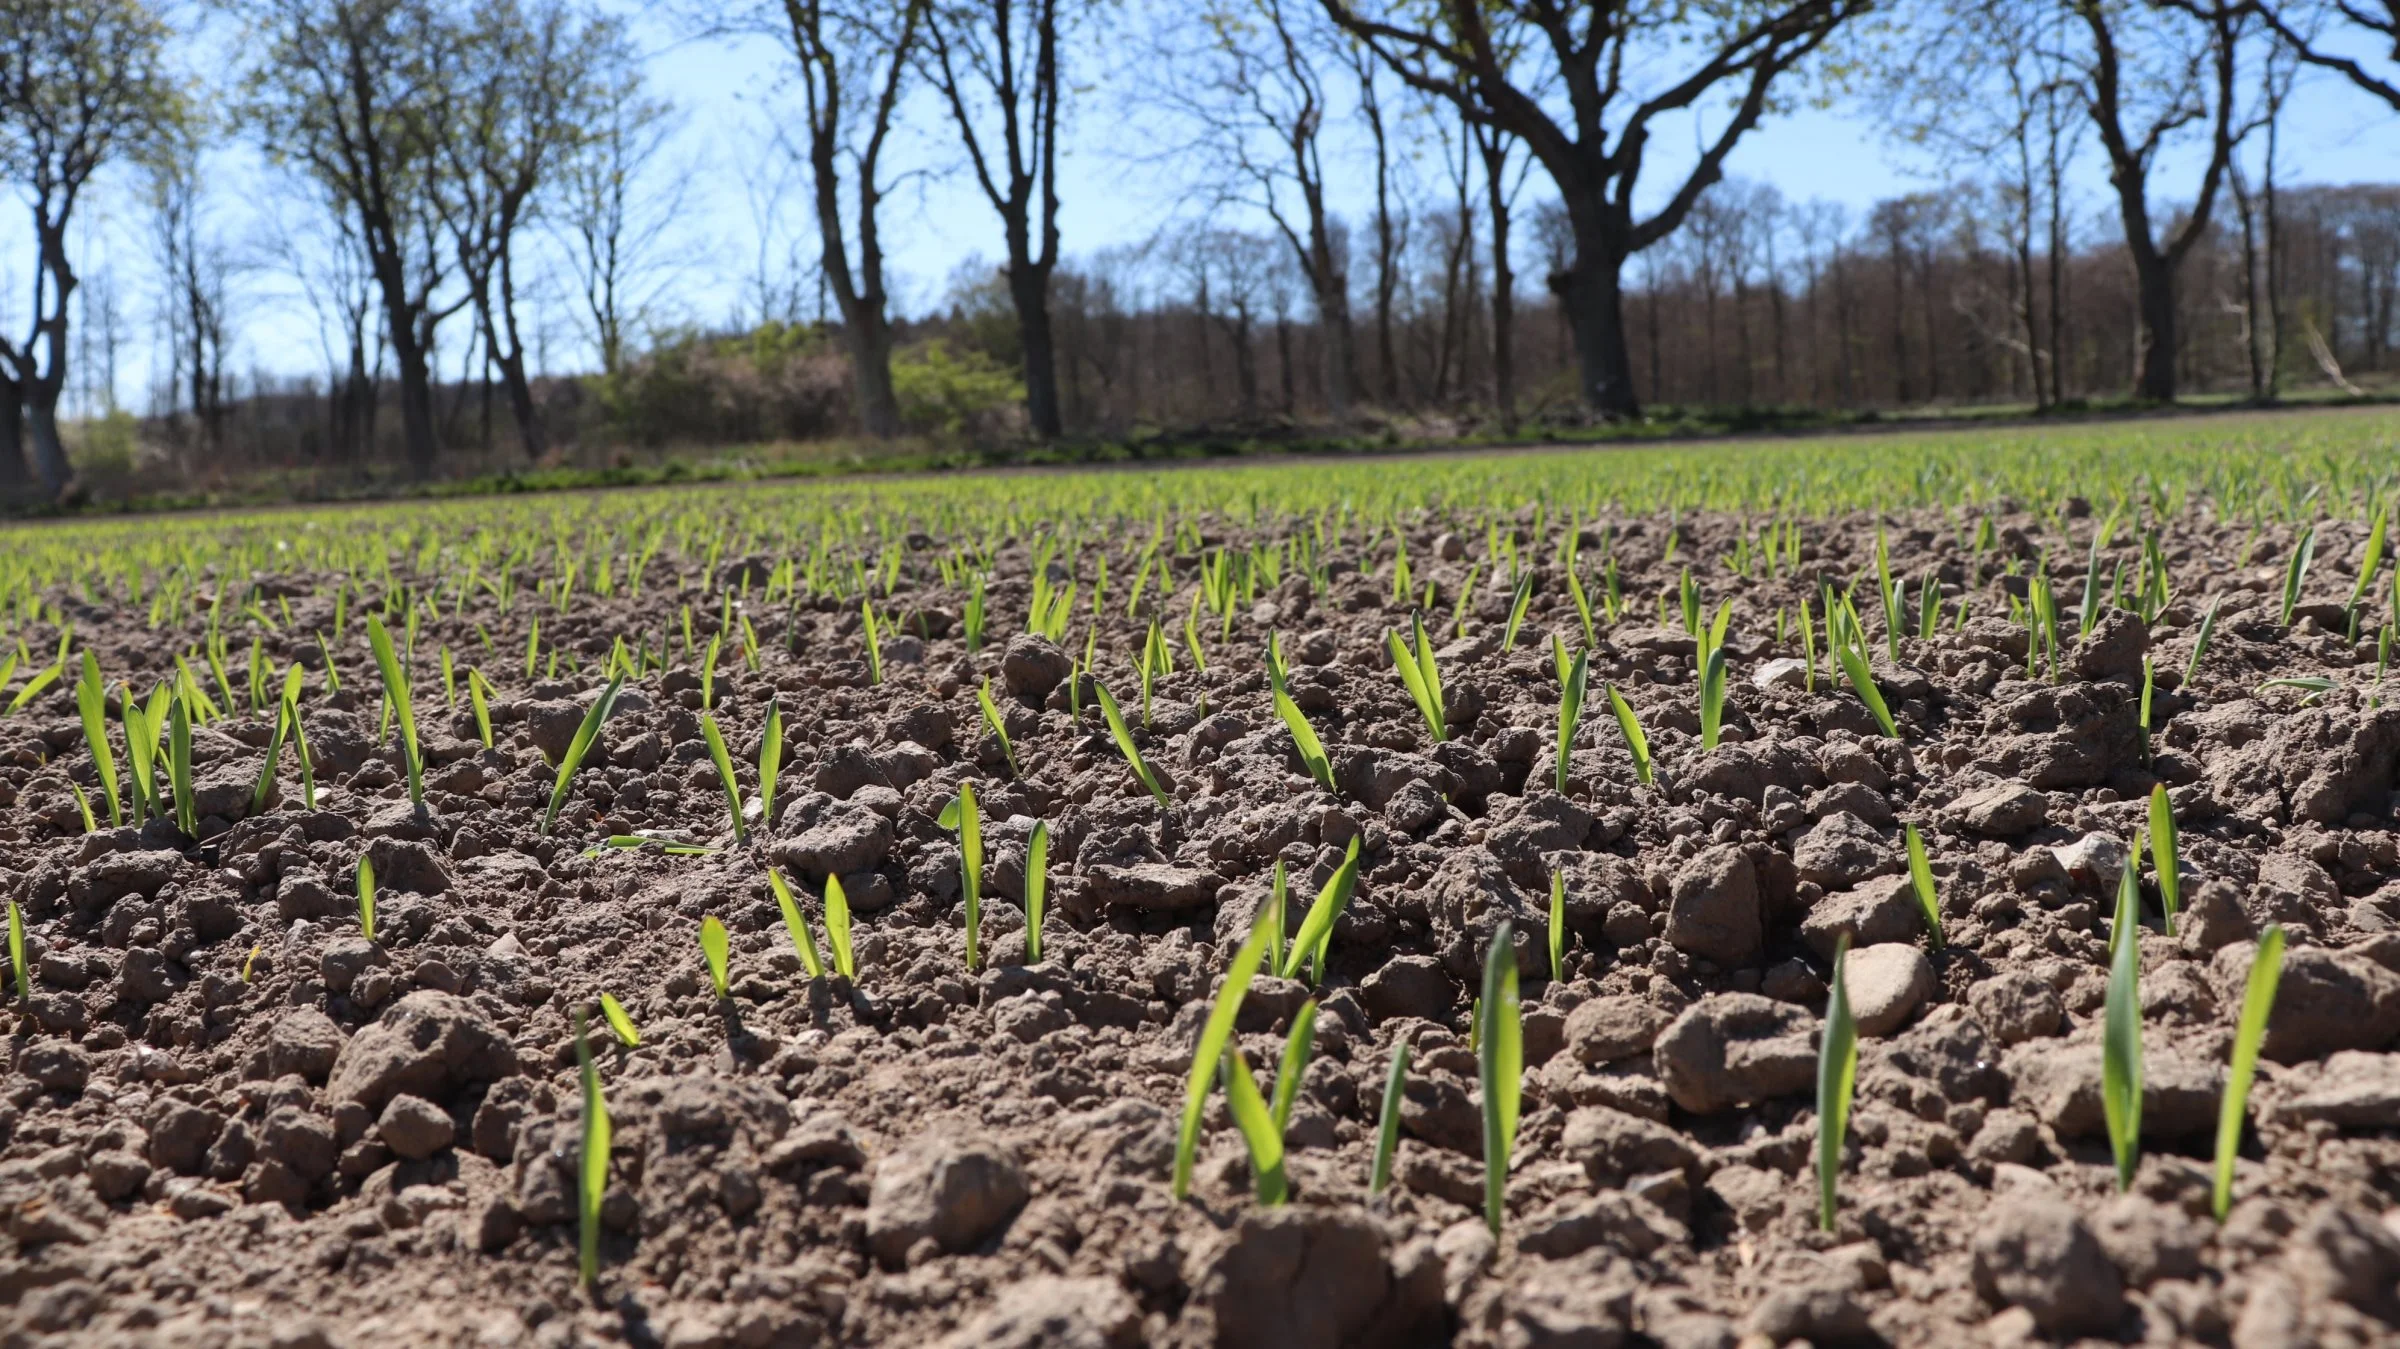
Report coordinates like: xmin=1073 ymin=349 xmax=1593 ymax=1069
xmin=1832 ymin=616 xmax=1900 ymax=738
xmin=69 ymin=781 xmax=95 ymax=832
xmin=1478 ymin=919 xmax=1523 ymax=1237
xmin=699 ymin=715 xmax=745 ymax=842
xmin=2212 ymin=924 xmax=2285 ymax=1221
xmin=2103 ymin=840 xmax=2145 ymax=1192
xmin=1818 ymin=934 xmax=1860 ymax=1232
xmin=1549 ymin=869 xmax=1566 ymax=981
xmin=1264 ymin=860 xmax=1288 ymax=973
xmin=240 ymin=943 xmax=261 ymax=983
xmin=758 ymin=698 xmax=784 ymax=823
xmin=168 ymin=695 xmax=196 ymax=836
xmin=574 ymin=1006 xmax=611 ymax=1289
xmin=1387 ymin=613 xmax=1448 ymax=742
xmin=8 ymin=659 xmax=62 ymax=714
xmin=599 ymin=993 xmax=640 ymax=1047
xmin=253 ymin=699 xmax=292 ymax=818
xmin=357 ymin=854 xmax=377 ymax=943
xmin=1604 ymin=685 xmax=1653 ymax=786
xmin=700 ymin=632 xmax=721 ymax=709
xmin=365 ymin=616 xmax=425 ymax=818
xmin=1698 ymin=641 xmax=1728 ymax=751
xmin=976 ymin=679 xmax=1020 ymax=778
xmin=75 ymin=652 xmax=119 ymax=827
xmin=1555 ymin=637 xmax=1588 ymax=793
xmin=1368 ymin=1040 xmax=1411 ymax=1196
xmin=1173 ymin=909 xmax=1277 ymax=1200
xmin=1093 ymin=681 xmax=1172 ymax=809
xmin=769 ymin=870 xmax=826 ymax=979
xmin=1268 ymin=635 xmax=1335 ymax=793
xmin=1501 ymin=573 xmax=1533 ymax=651
xmin=2280 ymin=525 xmax=2315 ymax=625
xmin=1220 ymin=1042 xmax=1287 ymax=1205
xmin=1271 ymin=999 xmax=1319 ymax=1134
xmin=1282 ymin=835 xmax=1364 ymax=983
xmin=860 ymin=600 xmax=884 ymax=685
xmin=543 ymin=673 xmax=625 ymax=835
xmin=2150 ymin=786 xmax=2181 ymax=936
xmin=1902 ymin=823 xmax=1944 ymax=948
xmin=466 ymin=669 xmax=494 ymax=748
xmin=2139 ymin=656 xmax=2156 ymax=762
xmin=939 ymin=783 xmax=985 ymax=972
xmin=5 ymin=898 xmax=23 ymax=1002
xmin=699 ymin=915 xmax=731 ymax=999
xmin=1024 ymin=821 xmax=1050 ymax=964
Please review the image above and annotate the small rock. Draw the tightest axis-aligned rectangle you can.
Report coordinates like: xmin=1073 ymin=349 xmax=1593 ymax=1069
xmin=266 ymin=1009 xmax=346 ymax=1083
xmin=865 ymin=1130 xmax=1028 ymax=1267
xmin=1653 ymin=994 xmax=1817 ymax=1114
xmin=326 ymin=991 xmax=519 ymax=1112
xmin=1843 ymin=943 xmax=1935 ymax=1037
xmin=1751 ymin=657 xmax=1807 ymax=692
xmin=377 ymin=1094 xmax=456 ymax=1161
xmin=1968 ymin=971 xmax=2064 ymax=1046
xmin=2214 ymin=942 xmax=2400 ymax=1062
xmin=1361 ymin=955 xmax=1456 ymax=1021
xmin=1663 ymin=845 xmax=1761 ymax=968
xmin=2052 ymin=833 xmax=2130 ymax=890
xmin=1561 ymin=996 xmax=1667 ymax=1066
xmin=1800 ymin=874 xmax=1925 ymax=960
xmin=1000 ymin=636 xmax=1072 ymax=702
xmin=2070 ymin=608 xmax=2149 ymax=682
xmin=1791 ymin=812 xmax=1895 ymax=889
xmin=1971 ymin=1196 xmax=2124 ymax=1335
xmin=1952 ymin=781 xmax=2048 ymax=836
xmin=934 ymin=1276 xmax=1142 ymax=1349
xmin=17 ymin=1041 xmax=90 ymax=1092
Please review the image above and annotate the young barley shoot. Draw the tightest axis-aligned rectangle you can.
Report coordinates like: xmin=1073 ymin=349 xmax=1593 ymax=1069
xmin=6 ymin=898 xmax=24 ymax=1003
xmin=1698 ymin=641 xmax=1728 ymax=751
xmin=2212 ymin=924 xmax=2285 ymax=1221
xmin=542 ymin=673 xmax=626 ymax=835
xmin=1220 ymin=1043 xmax=1288 ymax=1205
xmin=1173 ymin=910 xmax=1277 ymax=1200
xmin=2103 ymin=842 xmax=2146 ymax=1192
xmin=1270 ymin=999 xmax=1319 ymax=1133
xmin=976 ymin=679 xmax=1020 ymax=778
xmin=1478 ymin=919 xmax=1523 ymax=1237
xmin=1368 ymin=1040 xmax=1411 ymax=1197
xmin=1604 ymin=685 xmax=1653 ymax=786
xmin=1817 ymin=933 xmax=1861 ymax=1231
xmin=1902 ymin=824 xmax=1945 ymax=949
xmin=699 ymin=715 xmax=745 ymax=842
xmin=758 ymin=698 xmax=784 ymax=824
xmin=699 ymin=915 xmax=731 ymax=999
xmin=1092 ymin=681 xmax=1172 ymax=809
xmin=168 ymin=695 xmax=196 ymax=836
xmin=1282 ymin=835 xmax=1364 ymax=983
xmin=768 ymin=870 xmax=825 ymax=978
xmin=2150 ymin=786 xmax=2181 ymax=936
xmin=599 ymin=993 xmax=641 ymax=1048
xmin=365 ymin=616 xmax=425 ymax=818
xmin=823 ymin=872 xmax=855 ymax=979
xmin=1556 ymin=640 xmax=1589 ymax=793
xmin=75 ymin=652 xmax=119 ymax=827
xmin=575 ymin=1006 xmax=611 ymax=1289
xmin=1548 ymin=870 xmax=1566 ymax=981
xmin=357 ymin=854 xmax=377 ymax=943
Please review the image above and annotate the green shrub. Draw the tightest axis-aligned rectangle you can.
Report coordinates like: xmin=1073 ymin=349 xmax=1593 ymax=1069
xmin=893 ymin=340 xmax=1024 ymax=439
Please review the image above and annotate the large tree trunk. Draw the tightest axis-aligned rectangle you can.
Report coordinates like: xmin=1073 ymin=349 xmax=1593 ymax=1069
xmin=1486 ymin=179 xmax=1516 ymax=430
xmin=844 ymin=313 xmax=901 ymax=437
xmin=2130 ymin=245 xmax=2177 ymax=402
xmin=495 ymin=345 xmax=544 ymax=459
xmin=0 ymin=377 xmax=27 ymax=492
xmin=391 ymin=329 xmax=439 ymax=478
xmin=25 ymin=386 xmax=70 ymax=496
xmin=1009 ymin=260 xmax=1063 ymax=437
xmin=1549 ymin=242 xmax=1640 ymax=419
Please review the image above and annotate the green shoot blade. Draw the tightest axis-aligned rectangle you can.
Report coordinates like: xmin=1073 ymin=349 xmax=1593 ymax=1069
xmin=75 ymin=652 xmax=119 ymax=827
xmin=769 ymin=870 xmax=825 ymax=980
xmin=1604 ymin=684 xmax=1652 ymax=786
xmin=1093 ymin=681 xmax=1172 ymax=809
xmin=1556 ymin=646 xmax=1589 ymax=793
xmin=1549 ymin=869 xmax=1566 ymax=981
xmin=1698 ymin=642 xmax=1727 ymax=751
xmin=824 ymin=872 xmax=855 ymax=979
xmin=976 ymin=679 xmax=1019 ymax=778
xmin=543 ymin=674 xmax=626 ymax=835
xmin=1270 ymin=999 xmax=1319 ymax=1134
xmin=959 ymin=781 xmax=983 ymax=973
xmin=2212 ymin=925 xmax=2285 ymax=1221
xmin=700 ymin=715 xmax=745 ymax=842
xmin=2102 ymin=851 xmax=2146 ymax=1192
xmin=759 ymin=699 xmax=784 ymax=823
xmin=1817 ymin=934 xmax=1860 ymax=1231
xmin=1268 ymin=667 xmax=1335 ymax=792
xmin=1478 ymin=919 xmax=1522 ymax=1237
xmin=1220 ymin=1043 xmax=1288 ymax=1206
xmin=357 ymin=854 xmax=377 ymax=943
xmin=1368 ymin=1040 xmax=1411 ymax=1196
xmin=699 ymin=915 xmax=731 ymax=999
xmin=1902 ymin=823 xmax=1944 ymax=949
xmin=2149 ymin=786 xmax=2180 ymax=936
xmin=575 ymin=1007 xmax=611 ymax=1289
xmin=1282 ymin=836 xmax=1363 ymax=983
xmin=1174 ymin=909 xmax=1278 ymax=1201
xmin=365 ymin=616 xmax=424 ymax=817
xmin=599 ymin=993 xmax=641 ymax=1048
xmin=5 ymin=898 xmax=24 ymax=1003
xmin=1025 ymin=821 xmax=1049 ymax=965
xmin=1832 ymin=635 xmax=1900 ymax=738
xmin=168 ymin=695 xmax=195 ymax=836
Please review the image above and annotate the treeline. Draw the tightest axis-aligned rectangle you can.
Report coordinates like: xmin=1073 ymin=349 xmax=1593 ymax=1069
xmin=6 ymin=0 xmax=2400 ymax=499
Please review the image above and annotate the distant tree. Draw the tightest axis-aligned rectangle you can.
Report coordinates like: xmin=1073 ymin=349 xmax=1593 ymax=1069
xmin=2250 ymin=0 xmax=2400 ymax=111
xmin=923 ymin=0 xmax=1076 ymax=437
xmin=0 ymin=0 xmax=180 ymax=496
xmin=557 ymin=82 xmax=680 ymax=381
xmin=147 ymin=129 xmax=235 ymax=461
xmin=779 ymin=0 xmax=923 ymax=438
xmin=241 ymin=0 xmax=461 ymax=478
xmin=433 ymin=0 xmax=629 ymax=460
xmin=1320 ymin=0 xmax=1865 ymax=419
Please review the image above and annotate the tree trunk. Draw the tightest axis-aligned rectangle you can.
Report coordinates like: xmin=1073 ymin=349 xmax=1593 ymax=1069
xmin=2130 ymin=245 xmax=2177 ymax=402
xmin=0 ymin=377 xmax=28 ymax=492
xmin=24 ymin=387 xmax=69 ymax=495
xmin=1485 ymin=170 xmax=1516 ymax=430
xmin=1550 ymin=244 xmax=1640 ymax=418
xmin=845 ymin=313 xmax=901 ymax=437
xmin=1010 ymin=260 xmax=1063 ymax=437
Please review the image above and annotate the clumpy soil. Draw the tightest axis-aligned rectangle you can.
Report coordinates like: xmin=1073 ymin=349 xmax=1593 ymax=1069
xmin=5 ymin=501 xmax=2400 ymax=1349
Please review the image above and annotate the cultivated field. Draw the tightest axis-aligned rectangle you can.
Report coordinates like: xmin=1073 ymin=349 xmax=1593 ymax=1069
xmin=5 ymin=411 xmax=2400 ymax=1347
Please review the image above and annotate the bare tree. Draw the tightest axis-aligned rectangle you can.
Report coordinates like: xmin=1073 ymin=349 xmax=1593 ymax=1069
xmin=1470 ymin=116 xmax=1529 ymax=427
xmin=1343 ymin=39 xmax=1407 ymax=408
xmin=0 ymin=0 xmax=179 ymax=495
xmin=558 ymin=81 xmax=680 ymax=379
xmin=781 ymin=0 xmax=922 ymax=437
xmin=435 ymin=0 xmax=627 ymax=460
xmin=2250 ymin=0 xmax=2400 ymax=111
xmin=2061 ymin=0 xmax=2244 ymax=401
xmin=1321 ymin=0 xmax=1865 ymax=418
xmin=242 ymin=0 xmax=462 ymax=477
xmin=923 ymin=0 xmax=1072 ymax=436
xmin=148 ymin=132 xmax=234 ymax=461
